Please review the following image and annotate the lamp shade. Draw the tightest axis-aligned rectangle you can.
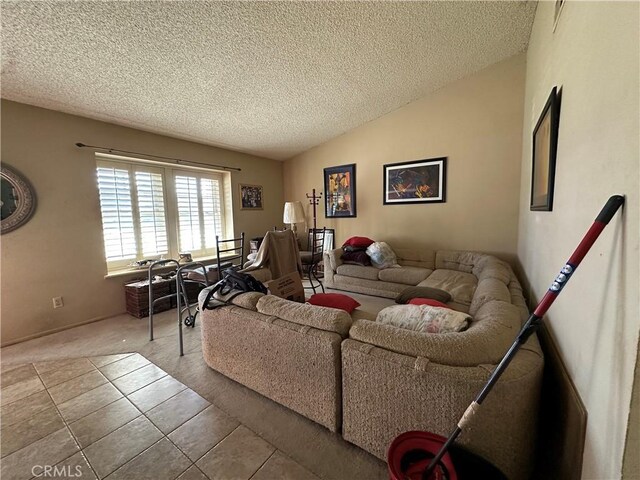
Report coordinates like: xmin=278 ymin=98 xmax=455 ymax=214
xmin=283 ymin=201 xmax=305 ymax=224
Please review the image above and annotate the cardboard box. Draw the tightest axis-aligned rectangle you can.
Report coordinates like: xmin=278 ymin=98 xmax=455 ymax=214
xmin=266 ymin=272 xmax=305 ymax=303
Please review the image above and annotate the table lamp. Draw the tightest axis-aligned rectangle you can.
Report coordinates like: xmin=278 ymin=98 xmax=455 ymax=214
xmin=283 ymin=201 xmax=305 ymax=233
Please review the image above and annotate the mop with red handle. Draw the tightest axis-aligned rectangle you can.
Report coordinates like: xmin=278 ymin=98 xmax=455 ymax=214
xmin=388 ymin=195 xmax=625 ymax=480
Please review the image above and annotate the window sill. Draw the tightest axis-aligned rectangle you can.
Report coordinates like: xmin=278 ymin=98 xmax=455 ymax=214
xmin=104 ymin=255 xmax=222 ymax=279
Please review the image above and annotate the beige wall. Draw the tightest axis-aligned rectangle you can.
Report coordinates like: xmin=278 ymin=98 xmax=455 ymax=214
xmin=0 ymin=100 xmax=284 ymax=345
xmin=624 ymin=338 xmax=639 ymax=480
xmin=517 ymin=2 xmax=639 ymax=479
xmin=283 ymin=54 xmax=526 ymax=261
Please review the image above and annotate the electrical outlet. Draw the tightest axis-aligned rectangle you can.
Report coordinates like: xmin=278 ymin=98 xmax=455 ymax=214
xmin=52 ymin=297 xmax=64 ymax=309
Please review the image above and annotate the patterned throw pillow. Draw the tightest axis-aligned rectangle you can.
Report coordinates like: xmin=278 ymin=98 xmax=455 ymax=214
xmin=376 ymin=304 xmax=470 ymax=333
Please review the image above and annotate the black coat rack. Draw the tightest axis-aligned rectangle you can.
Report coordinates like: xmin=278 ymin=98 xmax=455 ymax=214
xmin=305 ymin=189 xmax=322 ymax=231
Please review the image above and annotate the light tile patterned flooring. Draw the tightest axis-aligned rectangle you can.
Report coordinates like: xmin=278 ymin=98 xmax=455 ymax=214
xmin=1 ymin=353 xmax=320 ymax=480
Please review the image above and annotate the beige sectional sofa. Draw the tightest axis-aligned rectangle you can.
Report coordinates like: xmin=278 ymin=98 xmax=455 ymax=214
xmin=200 ymin=249 xmax=543 ymax=480
xmin=200 ymin=292 xmax=351 ymax=432
xmin=324 ymin=248 xmax=529 ymax=314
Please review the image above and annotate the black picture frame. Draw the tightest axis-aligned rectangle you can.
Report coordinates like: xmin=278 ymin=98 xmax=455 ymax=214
xmin=324 ymin=164 xmax=356 ymax=218
xmin=239 ymin=184 xmax=263 ymax=210
xmin=383 ymin=157 xmax=447 ymax=205
xmin=530 ymin=87 xmax=560 ymax=211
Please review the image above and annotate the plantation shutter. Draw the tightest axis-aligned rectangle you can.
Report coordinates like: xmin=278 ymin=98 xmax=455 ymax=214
xmin=134 ymin=169 xmax=169 ymax=257
xmin=96 ymin=154 xmax=229 ymax=272
xmin=175 ymin=175 xmax=202 ymax=252
xmin=200 ymin=177 xmax=223 ymax=249
xmin=96 ymin=165 xmax=137 ymax=261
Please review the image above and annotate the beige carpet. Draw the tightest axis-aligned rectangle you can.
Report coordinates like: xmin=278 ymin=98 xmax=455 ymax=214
xmin=1 ymin=289 xmax=394 ymax=480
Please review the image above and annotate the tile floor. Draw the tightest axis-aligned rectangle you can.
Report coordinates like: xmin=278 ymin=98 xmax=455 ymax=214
xmin=1 ymin=353 xmax=320 ymax=480
xmin=1 ymin=291 xmax=390 ymax=480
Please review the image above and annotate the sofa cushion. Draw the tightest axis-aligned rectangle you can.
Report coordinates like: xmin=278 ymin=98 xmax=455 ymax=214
xmin=256 ymin=295 xmax=352 ymax=336
xmin=229 ymin=292 xmax=265 ymax=311
xmin=333 ymin=275 xmax=408 ymax=298
xmin=308 ymin=293 xmax=361 ymax=313
xmin=336 ymin=264 xmax=380 ymax=281
xmin=419 ymin=269 xmax=478 ymax=306
xmin=469 ymin=278 xmax=511 ymax=316
xmin=394 ymin=248 xmax=436 ymax=270
xmin=435 ymin=250 xmax=486 ymax=273
xmin=475 ymin=260 xmax=512 ymax=285
xmin=447 ymin=301 xmax=471 ymax=314
xmin=378 ymin=266 xmax=432 ymax=285
xmin=348 ymin=300 xmax=522 ymax=366
xmin=395 ymin=286 xmax=452 ymax=304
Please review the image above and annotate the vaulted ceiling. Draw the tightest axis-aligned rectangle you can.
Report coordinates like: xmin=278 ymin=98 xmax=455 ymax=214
xmin=1 ymin=1 xmax=536 ymax=160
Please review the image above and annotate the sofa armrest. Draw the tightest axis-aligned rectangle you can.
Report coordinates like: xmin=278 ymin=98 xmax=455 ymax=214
xmin=325 ymin=248 xmax=343 ymax=272
xmin=349 ymin=301 xmax=537 ymax=367
xmin=256 ymin=295 xmax=352 ymax=336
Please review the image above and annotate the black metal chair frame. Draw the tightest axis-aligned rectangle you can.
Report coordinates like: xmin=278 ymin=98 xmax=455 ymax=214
xmin=302 ymin=227 xmax=326 ymax=294
xmin=216 ymin=232 xmax=245 ymax=273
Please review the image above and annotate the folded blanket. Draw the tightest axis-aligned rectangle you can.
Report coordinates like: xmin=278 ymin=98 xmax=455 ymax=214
xmin=376 ymin=304 xmax=470 ymax=334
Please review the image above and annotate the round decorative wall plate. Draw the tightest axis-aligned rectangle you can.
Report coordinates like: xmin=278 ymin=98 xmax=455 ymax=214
xmin=1 ymin=164 xmax=37 ymax=234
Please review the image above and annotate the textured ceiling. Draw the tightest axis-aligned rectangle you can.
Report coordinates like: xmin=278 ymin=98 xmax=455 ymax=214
xmin=1 ymin=1 xmax=536 ymax=160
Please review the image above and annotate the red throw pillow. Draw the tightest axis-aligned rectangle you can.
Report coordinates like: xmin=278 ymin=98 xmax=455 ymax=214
xmin=408 ymin=298 xmax=451 ymax=309
xmin=308 ymin=293 xmax=361 ymax=313
xmin=342 ymin=236 xmax=375 ymax=249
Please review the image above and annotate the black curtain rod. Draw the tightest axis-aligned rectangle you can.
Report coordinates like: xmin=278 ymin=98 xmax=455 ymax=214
xmin=75 ymin=143 xmax=242 ymax=172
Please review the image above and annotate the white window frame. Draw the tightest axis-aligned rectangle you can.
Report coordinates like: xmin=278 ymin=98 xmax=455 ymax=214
xmin=95 ymin=154 xmax=231 ymax=273
xmin=172 ymin=169 xmax=226 ymax=258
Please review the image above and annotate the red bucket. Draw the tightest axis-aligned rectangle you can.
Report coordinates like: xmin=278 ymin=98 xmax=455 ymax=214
xmin=387 ymin=431 xmax=458 ymax=480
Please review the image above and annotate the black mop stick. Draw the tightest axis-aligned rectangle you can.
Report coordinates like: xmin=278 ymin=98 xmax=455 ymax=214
xmin=422 ymin=195 xmax=625 ymax=479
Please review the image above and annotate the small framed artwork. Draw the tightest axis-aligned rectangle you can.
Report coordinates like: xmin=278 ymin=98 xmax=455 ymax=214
xmin=239 ymin=184 xmax=263 ymax=210
xmin=324 ymin=163 xmax=356 ymax=217
xmin=383 ymin=157 xmax=447 ymax=205
xmin=531 ymin=87 xmax=560 ymax=211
